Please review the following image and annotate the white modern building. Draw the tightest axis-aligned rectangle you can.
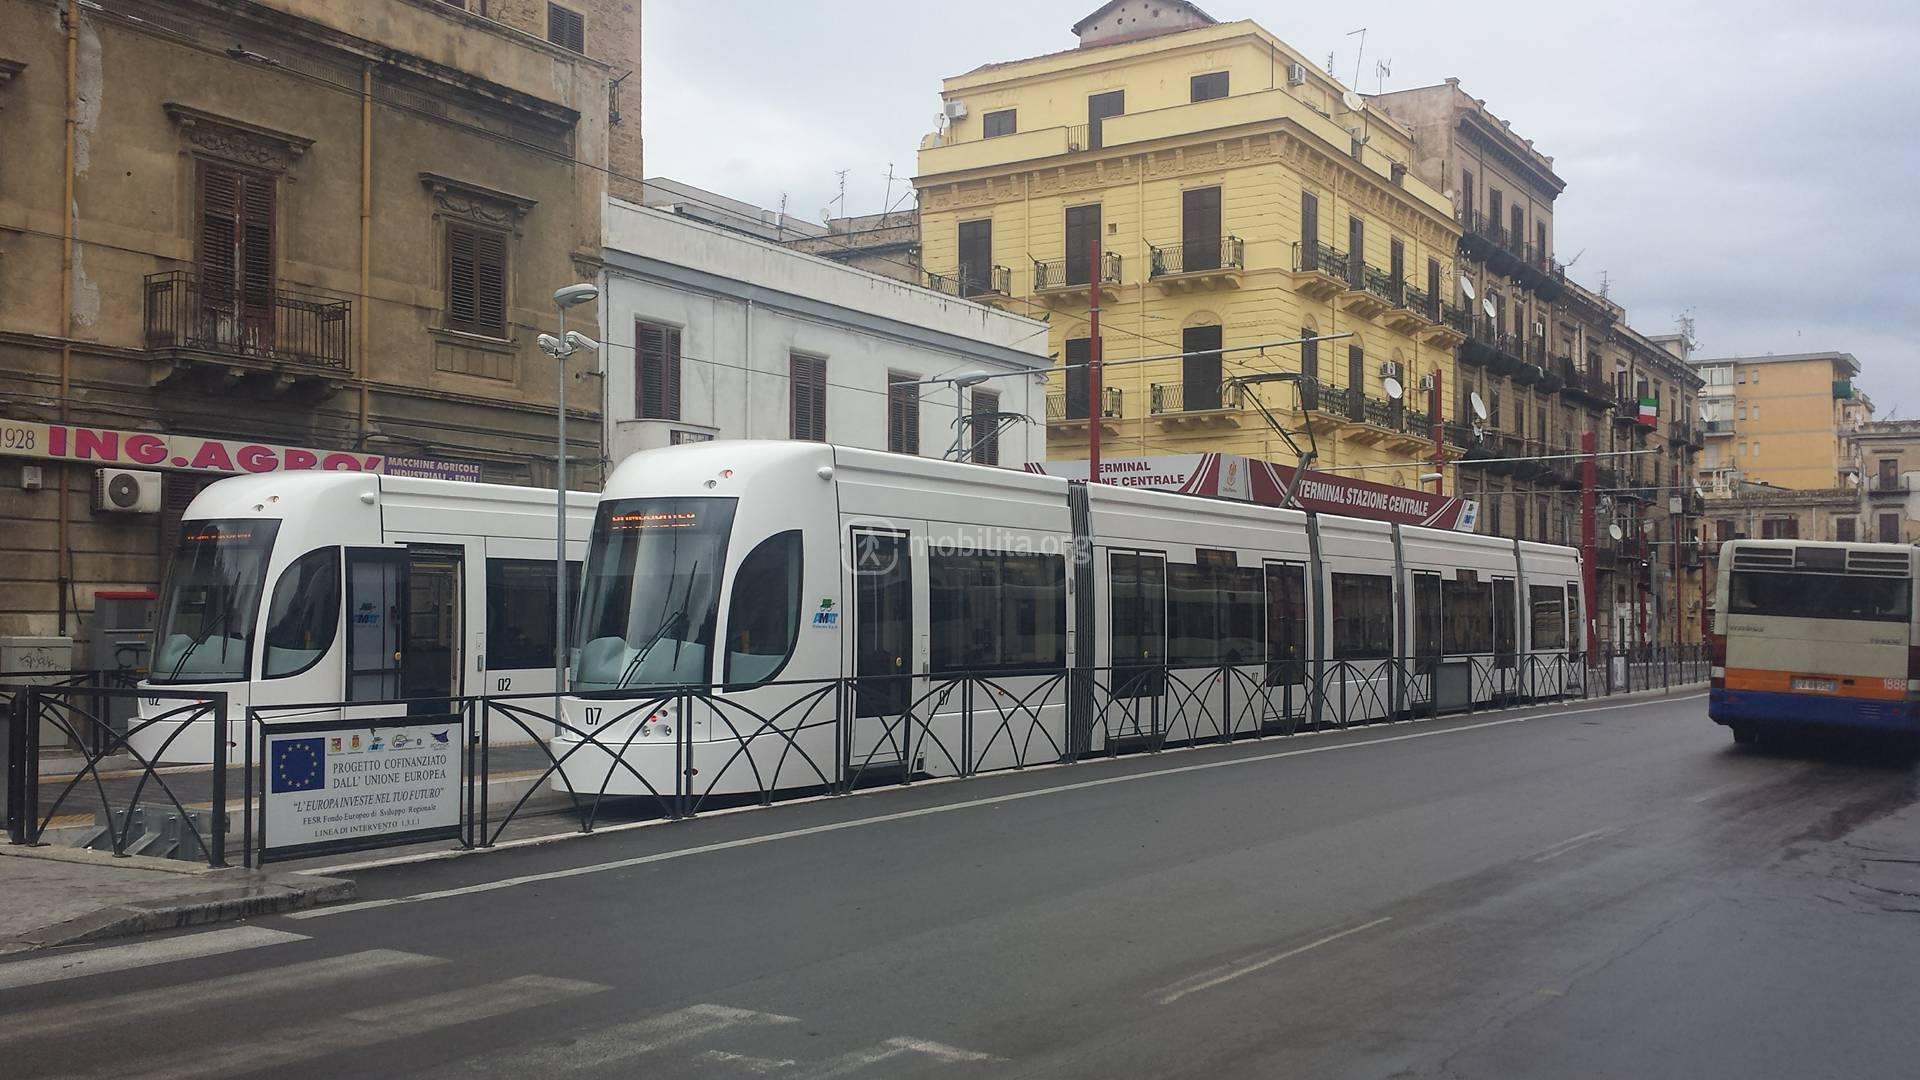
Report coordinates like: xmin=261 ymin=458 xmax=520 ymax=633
xmin=598 ymin=197 xmax=1050 ymax=466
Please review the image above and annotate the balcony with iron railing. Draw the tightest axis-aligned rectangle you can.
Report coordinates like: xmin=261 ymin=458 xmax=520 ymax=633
xmin=1287 ymin=240 xmax=1348 ymax=301
xmin=1456 ymin=209 xmax=1521 ymax=274
xmin=926 ymin=263 xmax=1011 ymax=300
xmin=1517 ymin=242 xmax=1567 ymax=300
xmin=1033 ymin=252 xmax=1122 ymax=302
xmin=1148 ymin=236 xmax=1244 ymax=289
xmin=1045 ymin=386 xmax=1123 ymax=428
xmin=1868 ymin=473 xmax=1911 ymax=498
xmin=1338 ymin=263 xmax=1400 ymax=320
xmin=1385 ymin=282 xmax=1442 ymax=336
xmin=1148 ymin=380 xmax=1245 ymax=426
xmin=143 ymin=270 xmax=351 ymax=386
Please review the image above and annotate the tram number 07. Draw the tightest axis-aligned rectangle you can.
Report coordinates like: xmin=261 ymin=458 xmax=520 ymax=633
xmin=582 ymin=707 xmax=604 ymax=727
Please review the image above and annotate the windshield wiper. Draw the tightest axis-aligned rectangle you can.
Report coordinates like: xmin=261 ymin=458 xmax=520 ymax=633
xmin=612 ymin=559 xmax=700 ymax=691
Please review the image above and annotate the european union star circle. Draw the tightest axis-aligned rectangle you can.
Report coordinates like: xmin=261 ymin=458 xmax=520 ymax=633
xmin=272 ymin=737 xmax=327 ymax=794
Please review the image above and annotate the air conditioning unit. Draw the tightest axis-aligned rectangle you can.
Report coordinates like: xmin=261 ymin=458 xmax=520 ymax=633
xmin=93 ymin=469 xmax=161 ymax=514
xmin=1286 ymin=62 xmax=1307 ymax=86
xmin=1379 ymin=361 xmax=1403 ymax=379
xmin=1417 ymin=374 xmax=1436 ymax=391
xmin=942 ymin=99 xmax=969 ymax=121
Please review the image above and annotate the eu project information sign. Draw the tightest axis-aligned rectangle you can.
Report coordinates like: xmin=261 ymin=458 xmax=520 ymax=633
xmin=261 ymin=719 xmax=462 ymax=860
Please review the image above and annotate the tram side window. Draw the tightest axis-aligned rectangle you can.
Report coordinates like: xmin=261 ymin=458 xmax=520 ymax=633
xmin=1493 ymin=579 xmax=1517 ymax=666
xmin=485 ymin=558 xmax=582 ymax=671
xmin=1169 ymin=561 xmax=1263 ymax=666
xmin=929 ymin=551 xmax=1066 ymax=673
xmin=1265 ymin=563 xmax=1307 ymax=685
xmin=724 ymin=531 xmax=803 ymax=686
xmin=1110 ymin=553 xmax=1167 ymax=695
xmin=1331 ymin=572 xmax=1393 ymax=660
xmin=1413 ymin=572 xmax=1442 ymax=671
xmin=263 ymin=547 xmax=341 ymax=679
xmin=1442 ymin=576 xmax=1493 ymax=654
xmin=1529 ymin=585 xmax=1567 ymax=650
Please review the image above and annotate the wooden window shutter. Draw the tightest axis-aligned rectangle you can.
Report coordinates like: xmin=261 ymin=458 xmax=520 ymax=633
xmin=240 ymin=174 xmax=276 ymax=326
xmin=446 ymin=223 xmax=507 ymax=337
xmin=887 ymin=373 xmax=918 ymax=455
xmin=198 ymin=165 xmax=240 ymax=304
xmin=635 ymin=322 xmax=681 ymax=420
xmin=548 ymin=4 xmax=586 ymax=52
xmin=791 ymin=355 xmax=825 ymax=441
xmin=971 ymin=389 xmax=1000 ymax=465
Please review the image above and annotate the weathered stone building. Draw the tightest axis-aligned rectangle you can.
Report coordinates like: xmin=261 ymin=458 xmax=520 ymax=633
xmin=0 ymin=0 xmax=638 ymax=643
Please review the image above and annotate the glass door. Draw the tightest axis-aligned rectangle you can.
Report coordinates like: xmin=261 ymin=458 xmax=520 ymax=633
xmin=401 ymin=547 xmax=462 ymax=715
xmin=850 ymin=528 xmax=915 ymax=771
xmin=345 ymin=548 xmax=404 ymax=703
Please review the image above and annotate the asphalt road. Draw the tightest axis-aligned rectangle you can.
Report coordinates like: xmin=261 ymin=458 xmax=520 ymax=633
xmin=5 ymin=687 xmax=1919 ymax=1079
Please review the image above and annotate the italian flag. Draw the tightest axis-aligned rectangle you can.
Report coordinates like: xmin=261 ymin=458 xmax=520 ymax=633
xmin=1636 ymin=398 xmax=1658 ymax=426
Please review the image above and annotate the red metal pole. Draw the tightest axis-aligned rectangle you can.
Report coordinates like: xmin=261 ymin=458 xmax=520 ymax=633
xmin=1581 ymin=429 xmax=1599 ymax=659
xmin=1088 ymin=239 xmax=1102 ymax=485
xmin=1430 ymin=367 xmax=1445 ymax=496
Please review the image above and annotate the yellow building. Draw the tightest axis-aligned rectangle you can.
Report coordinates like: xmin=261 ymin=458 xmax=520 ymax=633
xmin=1692 ymin=351 xmax=1865 ymax=492
xmin=914 ymin=3 xmax=1468 ymax=495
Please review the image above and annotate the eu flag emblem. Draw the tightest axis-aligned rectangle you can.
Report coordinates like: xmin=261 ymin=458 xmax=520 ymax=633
xmin=272 ymin=738 xmax=327 ymax=794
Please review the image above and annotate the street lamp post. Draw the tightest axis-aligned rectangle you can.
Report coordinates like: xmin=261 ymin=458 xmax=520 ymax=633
xmin=545 ymin=283 xmax=599 ymax=719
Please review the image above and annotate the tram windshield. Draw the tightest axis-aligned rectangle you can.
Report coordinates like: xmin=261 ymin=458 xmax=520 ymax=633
xmin=151 ymin=519 xmax=281 ymax=684
xmin=572 ymin=498 xmax=735 ymax=691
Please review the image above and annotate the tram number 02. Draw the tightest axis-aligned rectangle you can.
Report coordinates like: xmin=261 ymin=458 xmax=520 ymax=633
xmin=582 ymin=707 xmax=604 ymax=727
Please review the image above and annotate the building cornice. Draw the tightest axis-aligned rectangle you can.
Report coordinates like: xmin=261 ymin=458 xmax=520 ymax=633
xmin=419 ymin=172 xmax=539 ymax=232
xmin=1455 ymin=108 xmax=1565 ymax=198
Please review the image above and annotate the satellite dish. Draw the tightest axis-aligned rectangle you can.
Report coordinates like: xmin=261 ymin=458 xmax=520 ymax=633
xmin=1482 ymin=297 xmax=1497 ymax=319
xmin=1459 ymin=275 xmax=1477 ymax=302
xmin=1342 ymin=90 xmax=1365 ymax=112
xmin=1468 ymin=391 xmax=1488 ymax=421
xmin=1608 ymin=523 xmax=1624 ymax=541
xmin=1383 ymin=376 xmax=1404 ymax=401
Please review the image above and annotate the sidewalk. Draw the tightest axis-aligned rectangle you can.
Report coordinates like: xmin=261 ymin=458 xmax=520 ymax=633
xmin=0 ymin=845 xmax=352 ymax=954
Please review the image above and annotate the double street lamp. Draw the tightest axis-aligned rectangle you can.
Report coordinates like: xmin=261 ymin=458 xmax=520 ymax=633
xmin=539 ymin=283 xmax=600 ymax=709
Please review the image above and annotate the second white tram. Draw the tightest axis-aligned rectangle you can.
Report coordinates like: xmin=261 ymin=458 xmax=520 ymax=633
xmin=554 ymin=442 xmax=1585 ymax=797
xmin=135 ymin=471 xmax=595 ymax=763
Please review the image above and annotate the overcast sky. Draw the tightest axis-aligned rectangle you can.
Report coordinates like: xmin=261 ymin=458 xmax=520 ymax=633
xmin=644 ymin=0 xmax=1920 ymax=409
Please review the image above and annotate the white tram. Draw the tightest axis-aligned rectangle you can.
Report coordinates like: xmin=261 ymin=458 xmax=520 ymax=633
xmin=134 ymin=472 xmax=595 ymax=763
xmin=554 ymin=442 xmax=1584 ymax=797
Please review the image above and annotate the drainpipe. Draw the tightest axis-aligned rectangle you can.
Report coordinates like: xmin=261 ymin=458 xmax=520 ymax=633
xmin=56 ymin=0 xmax=78 ymax=635
xmin=357 ymin=60 xmax=373 ymax=436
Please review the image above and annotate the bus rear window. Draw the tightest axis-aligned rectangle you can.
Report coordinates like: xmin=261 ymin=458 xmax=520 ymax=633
xmin=1727 ymin=571 xmax=1911 ymax=623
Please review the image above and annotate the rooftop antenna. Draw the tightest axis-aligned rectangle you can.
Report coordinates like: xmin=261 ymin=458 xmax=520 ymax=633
xmin=1598 ymin=269 xmax=1611 ymax=298
xmin=1562 ymin=248 xmax=1586 ymax=270
xmin=1677 ymin=308 xmax=1698 ymax=352
xmin=1374 ymin=58 xmax=1392 ymax=94
xmin=1325 ymin=51 xmax=1336 ymax=76
xmin=1347 ymin=28 xmax=1367 ymax=90
xmin=882 ymin=164 xmax=895 ymax=220
xmin=777 ymin=192 xmax=788 ymax=240
xmin=831 ymin=169 xmax=849 ymax=222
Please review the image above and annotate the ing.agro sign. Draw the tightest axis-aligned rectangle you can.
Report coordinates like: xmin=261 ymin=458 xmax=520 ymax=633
xmin=0 ymin=419 xmax=482 ymax=480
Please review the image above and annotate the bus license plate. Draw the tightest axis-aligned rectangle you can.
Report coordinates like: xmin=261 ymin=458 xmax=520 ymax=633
xmin=1791 ymin=677 xmax=1838 ymax=692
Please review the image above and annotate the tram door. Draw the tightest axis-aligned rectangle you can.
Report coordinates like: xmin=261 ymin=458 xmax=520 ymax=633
xmin=345 ymin=546 xmax=463 ymax=716
xmin=849 ymin=528 xmax=918 ymax=773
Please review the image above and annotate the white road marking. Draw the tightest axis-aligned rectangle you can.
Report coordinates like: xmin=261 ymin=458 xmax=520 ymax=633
xmin=0 ymin=927 xmax=306 ymax=992
xmin=294 ymin=693 xmax=1705 ymax=919
xmin=79 ymin=975 xmax=606 ymax=1080
xmin=0 ymin=949 xmax=440 ymax=1044
xmin=1533 ymin=827 xmax=1620 ymax=863
xmin=699 ymin=1049 xmax=799 ymax=1073
xmin=473 ymin=1002 xmax=798 ymax=1072
xmin=1153 ymin=916 xmax=1394 ymax=1005
xmin=792 ymin=1036 xmax=997 ymax=1078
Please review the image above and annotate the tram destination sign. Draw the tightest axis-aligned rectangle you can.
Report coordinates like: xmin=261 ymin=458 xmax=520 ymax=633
xmin=259 ymin=717 xmax=463 ymax=861
xmin=1027 ymin=454 xmax=1478 ymax=531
